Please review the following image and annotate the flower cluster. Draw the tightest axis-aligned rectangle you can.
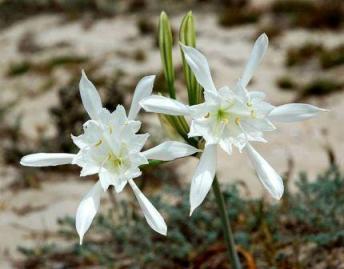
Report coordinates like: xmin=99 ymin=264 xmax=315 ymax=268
xmin=141 ymin=34 xmax=326 ymax=214
xmin=20 ymin=33 xmax=326 ymax=244
xmin=21 ymin=71 xmax=199 ymax=243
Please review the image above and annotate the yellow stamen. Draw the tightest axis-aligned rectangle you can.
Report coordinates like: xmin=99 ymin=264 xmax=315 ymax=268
xmin=235 ymin=117 xmax=241 ymax=125
xmin=95 ymin=139 xmax=102 ymax=147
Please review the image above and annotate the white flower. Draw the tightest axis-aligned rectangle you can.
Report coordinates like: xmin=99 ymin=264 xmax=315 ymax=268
xmin=20 ymin=71 xmax=199 ymax=243
xmin=140 ymin=34 xmax=327 ymax=215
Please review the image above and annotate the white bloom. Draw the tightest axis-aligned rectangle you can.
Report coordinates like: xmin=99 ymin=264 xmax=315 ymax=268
xmin=140 ymin=34 xmax=327 ymax=214
xmin=20 ymin=71 xmax=199 ymax=243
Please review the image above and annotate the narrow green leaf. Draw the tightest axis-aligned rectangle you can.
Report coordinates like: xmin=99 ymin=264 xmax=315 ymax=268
xmin=159 ymin=11 xmax=176 ymax=99
xmin=179 ymin=11 xmax=203 ymax=105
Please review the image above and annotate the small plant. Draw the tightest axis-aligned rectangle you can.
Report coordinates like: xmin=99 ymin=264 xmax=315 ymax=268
xmin=276 ymin=76 xmax=297 ymax=90
xmin=286 ymin=42 xmax=344 ymax=69
xmin=271 ymin=0 xmax=344 ymax=30
xmin=7 ymin=61 xmax=32 ymax=77
xmin=301 ymin=79 xmax=342 ymax=97
xmin=6 ymin=55 xmax=88 ymax=77
xmin=218 ymin=7 xmax=260 ymax=27
xmin=320 ymin=44 xmax=344 ymax=69
xmin=286 ymin=43 xmax=324 ymax=67
xmin=17 ymin=166 xmax=344 ymax=268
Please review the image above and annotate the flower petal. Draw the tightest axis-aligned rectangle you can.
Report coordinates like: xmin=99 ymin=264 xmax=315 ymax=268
xmin=190 ymin=144 xmax=217 ymax=215
xmin=245 ymin=144 xmax=283 ymax=199
xmin=99 ymin=170 xmax=127 ymax=193
xmin=140 ymin=95 xmax=190 ymax=116
xmin=20 ymin=153 xmax=75 ymax=167
xmin=240 ymin=33 xmax=268 ymax=88
xmin=76 ymin=181 xmax=103 ymax=245
xmin=128 ymin=179 xmax=167 ymax=235
xmin=128 ymin=75 xmax=155 ymax=120
xmin=142 ymin=141 xmax=199 ymax=161
xmin=79 ymin=70 xmax=103 ymax=120
xmin=268 ymin=103 xmax=327 ymax=123
xmin=180 ymin=43 xmax=217 ymax=93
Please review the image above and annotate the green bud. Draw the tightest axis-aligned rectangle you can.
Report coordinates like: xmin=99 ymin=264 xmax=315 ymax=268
xmin=179 ymin=11 xmax=203 ymax=105
xmin=159 ymin=11 xmax=176 ymax=99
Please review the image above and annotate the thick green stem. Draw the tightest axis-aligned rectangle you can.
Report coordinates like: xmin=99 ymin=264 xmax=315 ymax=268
xmin=212 ymin=176 xmax=242 ymax=269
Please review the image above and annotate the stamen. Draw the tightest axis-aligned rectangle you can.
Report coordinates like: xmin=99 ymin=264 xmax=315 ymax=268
xmin=251 ymin=110 xmax=256 ymax=119
xmin=235 ymin=117 xmax=241 ymax=125
xmin=95 ymin=139 xmax=102 ymax=147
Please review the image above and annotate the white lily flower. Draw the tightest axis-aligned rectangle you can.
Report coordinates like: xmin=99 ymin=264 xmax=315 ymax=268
xmin=140 ymin=34 xmax=327 ymax=214
xmin=20 ymin=71 xmax=199 ymax=243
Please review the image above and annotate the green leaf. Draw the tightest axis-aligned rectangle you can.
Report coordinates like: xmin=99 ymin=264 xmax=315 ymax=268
xmin=179 ymin=11 xmax=203 ymax=105
xmin=159 ymin=11 xmax=176 ymax=99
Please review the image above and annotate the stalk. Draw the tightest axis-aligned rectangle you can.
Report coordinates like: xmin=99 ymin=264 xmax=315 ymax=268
xmin=212 ymin=176 xmax=242 ymax=269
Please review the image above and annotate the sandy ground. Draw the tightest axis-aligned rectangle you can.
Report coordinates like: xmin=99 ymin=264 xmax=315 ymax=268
xmin=0 ymin=12 xmax=343 ymax=267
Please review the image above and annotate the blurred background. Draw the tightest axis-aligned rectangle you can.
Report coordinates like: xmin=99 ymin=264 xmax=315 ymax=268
xmin=0 ymin=0 xmax=343 ymax=268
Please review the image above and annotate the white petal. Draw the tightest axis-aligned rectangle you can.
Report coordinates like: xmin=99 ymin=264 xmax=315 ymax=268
xmin=219 ymin=139 xmax=233 ymax=156
xmin=142 ymin=141 xmax=199 ymax=161
xmin=80 ymin=70 xmax=103 ymax=120
xmin=76 ymin=181 xmax=102 ymax=245
xmin=190 ymin=144 xmax=217 ymax=215
xmin=249 ymin=91 xmax=266 ymax=101
xmin=245 ymin=144 xmax=283 ymax=199
xmin=128 ymin=75 xmax=155 ymax=120
xmin=140 ymin=95 xmax=190 ymax=116
xmin=268 ymin=103 xmax=327 ymax=123
xmin=180 ymin=43 xmax=217 ymax=93
xmin=99 ymin=170 xmax=127 ymax=193
xmin=128 ymin=179 xmax=167 ymax=235
xmin=240 ymin=33 xmax=268 ymax=88
xmin=20 ymin=153 xmax=75 ymax=167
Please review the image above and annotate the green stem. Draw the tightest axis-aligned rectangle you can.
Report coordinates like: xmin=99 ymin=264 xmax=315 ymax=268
xmin=212 ymin=176 xmax=242 ymax=269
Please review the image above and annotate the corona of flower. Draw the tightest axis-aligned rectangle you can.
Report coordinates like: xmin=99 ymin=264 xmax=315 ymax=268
xmin=20 ymin=71 xmax=199 ymax=243
xmin=140 ymin=34 xmax=327 ymax=215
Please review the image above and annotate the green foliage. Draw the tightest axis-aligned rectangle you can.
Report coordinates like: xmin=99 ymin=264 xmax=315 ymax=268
xmin=286 ymin=43 xmax=324 ymax=67
xmin=7 ymin=55 xmax=88 ymax=77
xmin=320 ymin=44 xmax=344 ymax=69
xmin=286 ymin=42 xmax=344 ymax=70
xmin=7 ymin=61 xmax=32 ymax=77
xmin=276 ymin=76 xmax=297 ymax=90
xmin=17 ymin=166 xmax=344 ymax=268
xmin=271 ymin=0 xmax=343 ymax=30
xmin=301 ymin=79 xmax=342 ymax=97
xmin=218 ymin=8 xmax=260 ymax=28
xmin=0 ymin=0 xmax=117 ymax=28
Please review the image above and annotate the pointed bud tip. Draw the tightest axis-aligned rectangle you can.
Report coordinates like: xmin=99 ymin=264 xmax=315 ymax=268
xmin=160 ymin=11 xmax=168 ymax=19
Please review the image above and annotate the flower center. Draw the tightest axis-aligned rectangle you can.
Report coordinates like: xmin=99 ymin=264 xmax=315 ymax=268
xmin=106 ymin=152 xmax=130 ymax=173
xmin=216 ymin=109 xmax=230 ymax=123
